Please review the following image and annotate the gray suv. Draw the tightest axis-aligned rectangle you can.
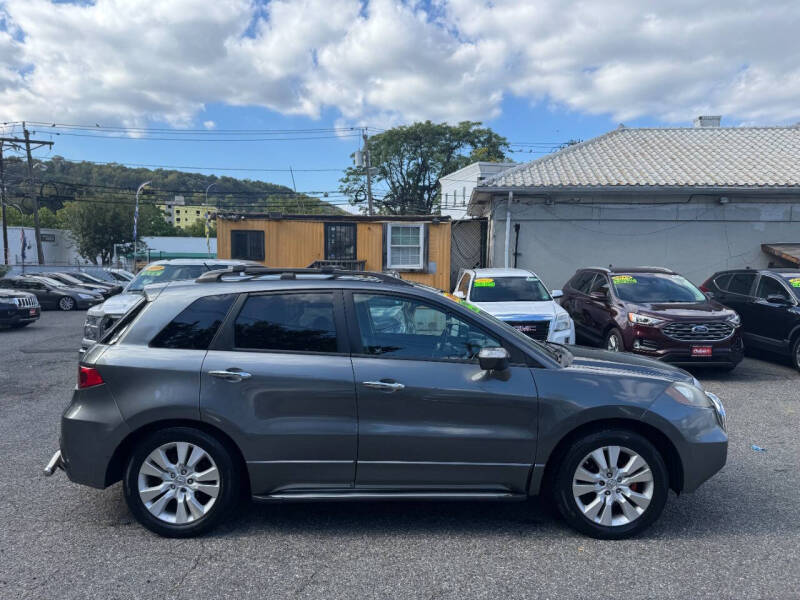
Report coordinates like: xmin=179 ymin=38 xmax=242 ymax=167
xmin=46 ymin=267 xmax=728 ymax=539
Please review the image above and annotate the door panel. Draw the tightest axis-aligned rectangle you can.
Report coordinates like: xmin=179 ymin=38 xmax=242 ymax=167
xmin=750 ymin=276 xmax=794 ymax=349
xmin=348 ymin=291 xmax=538 ymax=493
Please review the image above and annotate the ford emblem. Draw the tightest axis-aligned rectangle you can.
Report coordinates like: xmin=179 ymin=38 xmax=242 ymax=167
xmin=691 ymin=325 xmax=709 ymax=334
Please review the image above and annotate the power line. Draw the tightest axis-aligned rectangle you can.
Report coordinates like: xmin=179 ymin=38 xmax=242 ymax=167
xmin=21 ymin=156 xmax=348 ymax=173
xmin=23 ymin=120 xmax=385 ymax=134
xmin=31 ymin=131 xmax=361 ymax=142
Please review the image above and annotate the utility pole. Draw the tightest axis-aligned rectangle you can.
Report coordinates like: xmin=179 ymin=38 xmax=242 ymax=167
xmin=0 ymin=142 xmax=8 ymax=265
xmin=362 ymin=129 xmax=374 ymax=216
xmin=0 ymin=124 xmax=53 ymax=265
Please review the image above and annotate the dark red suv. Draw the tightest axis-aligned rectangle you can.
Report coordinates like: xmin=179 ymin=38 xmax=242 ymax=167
xmin=560 ymin=267 xmax=744 ymax=369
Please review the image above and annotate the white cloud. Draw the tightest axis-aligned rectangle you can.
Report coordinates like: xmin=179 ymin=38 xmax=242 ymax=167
xmin=0 ymin=0 xmax=799 ymax=128
xmin=203 ymin=120 xmax=216 ymax=129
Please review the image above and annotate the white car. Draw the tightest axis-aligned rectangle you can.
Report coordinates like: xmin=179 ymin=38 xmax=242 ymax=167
xmin=453 ymin=268 xmax=575 ymax=344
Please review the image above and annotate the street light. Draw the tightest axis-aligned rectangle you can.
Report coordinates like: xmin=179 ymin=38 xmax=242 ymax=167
xmin=133 ymin=180 xmax=151 ymax=269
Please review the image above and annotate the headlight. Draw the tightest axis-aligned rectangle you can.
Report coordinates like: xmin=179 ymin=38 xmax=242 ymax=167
xmin=0 ymin=298 xmax=16 ymax=305
xmin=554 ymin=313 xmax=571 ymax=332
xmin=726 ymin=313 xmax=741 ymax=327
xmin=665 ymin=382 xmax=712 ymax=408
xmin=78 ymin=293 xmax=95 ymax=299
xmin=628 ymin=312 xmax=665 ymax=326
xmin=83 ymin=315 xmax=101 ymax=340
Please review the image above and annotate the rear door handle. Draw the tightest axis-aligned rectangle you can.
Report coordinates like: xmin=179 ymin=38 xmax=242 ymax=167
xmin=362 ymin=380 xmax=405 ymax=392
xmin=209 ymin=369 xmax=252 ymax=382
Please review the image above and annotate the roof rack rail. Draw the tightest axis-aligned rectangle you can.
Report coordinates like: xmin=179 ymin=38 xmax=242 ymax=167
xmin=195 ymin=265 xmax=413 ymax=286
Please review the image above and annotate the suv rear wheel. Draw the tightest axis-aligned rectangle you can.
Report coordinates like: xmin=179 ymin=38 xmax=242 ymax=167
xmin=792 ymin=336 xmax=800 ymax=372
xmin=123 ymin=427 xmax=239 ymax=537
xmin=552 ymin=429 xmax=668 ymax=539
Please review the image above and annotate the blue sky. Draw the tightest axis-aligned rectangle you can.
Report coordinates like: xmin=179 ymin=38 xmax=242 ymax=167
xmin=2 ymin=0 xmax=799 ymax=208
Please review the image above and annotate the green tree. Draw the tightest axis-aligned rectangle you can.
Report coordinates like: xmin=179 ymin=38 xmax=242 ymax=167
xmin=182 ymin=219 xmax=216 ymax=238
xmin=339 ymin=121 xmax=510 ymax=215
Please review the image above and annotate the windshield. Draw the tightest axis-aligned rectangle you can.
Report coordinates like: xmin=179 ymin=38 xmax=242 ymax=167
xmin=469 ymin=276 xmax=551 ymax=302
xmin=440 ymin=292 xmax=568 ymax=365
xmin=610 ymin=273 xmax=705 ymax=303
xmin=127 ymin=264 xmax=225 ymax=292
xmin=780 ymin=274 xmax=800 ymax=298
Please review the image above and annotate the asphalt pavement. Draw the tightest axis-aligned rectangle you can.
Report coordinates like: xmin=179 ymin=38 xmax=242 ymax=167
xmin=1 ymin=311 xmax=798 ymax=599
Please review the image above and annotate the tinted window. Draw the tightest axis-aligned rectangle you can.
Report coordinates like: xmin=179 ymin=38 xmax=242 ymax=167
xmin=611 ymin=273 xmax=705 ymax=302
xmin=727 ymin=273 xmax=756 ymax=295
xmin=588 ymin=274 xmax=610 ymax=295
xmin=234 ymin=293 xmax=337 ymax=352
xmin=231 ymin=230 xmax=265 ymax=261
xmin=353 ymin=293 xmax=500 ymax=361
xmin=713 ymin=273 xmax=732 ymax=291
xmin=151 ymin=294 xmax=236 ymax=350
xmin=571 ymin=272 xmax=596 ymax=294
xmin=756 ymin=276 xmax=790 ymax=301
xmin=469 ymin=276 xmax=551 ymax=302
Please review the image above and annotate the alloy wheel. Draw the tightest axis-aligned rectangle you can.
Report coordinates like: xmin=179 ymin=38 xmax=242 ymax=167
xmin=571 ymin=445 xmax=654 ymax=527
xmin=59 ymin=296 xmax=75 ymax=311
xmin=137 ymin=441 xmax=220 ymax=525
xmin=606 ymin=333 xmax=620 ymax=352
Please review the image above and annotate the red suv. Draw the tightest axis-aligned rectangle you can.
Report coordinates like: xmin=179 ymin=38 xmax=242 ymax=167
xmin=560 ymin=267 xmax=743 ymax=370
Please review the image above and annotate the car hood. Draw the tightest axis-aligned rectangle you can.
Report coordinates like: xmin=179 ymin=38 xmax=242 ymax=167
xmin=564 ymin=344 xmax=694 ymax=384
xmin=471 ymin=300 xmax=565 ymax=320
xmin=0 ymin=289 xmax=34 ymax=299
xmin=632 ymin=300 xmax=734 ymax=319
xmin=87 ymin=292 xmax=141 ymax=317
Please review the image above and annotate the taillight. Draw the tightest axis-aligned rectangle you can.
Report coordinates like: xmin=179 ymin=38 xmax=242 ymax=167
xmin=699 ymin=278 xmax=711 ymax=293
xmin=78 ymin=366 xmax=104 ymax=389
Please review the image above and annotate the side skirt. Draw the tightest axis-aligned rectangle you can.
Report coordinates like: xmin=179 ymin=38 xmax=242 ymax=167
xmin=252 ymin=491 xmax=528 ymax=503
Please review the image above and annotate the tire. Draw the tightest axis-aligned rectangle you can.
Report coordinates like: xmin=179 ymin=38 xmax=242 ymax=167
xmin=551 ymin=429 xmax=669 ymax=540
xmin=792 ymin=337 xmax=800 ymax=372
xmin=604 ymin=328 xmax=624 ymax=352
xmin=123 ymin=427 xmax=239 ymax=538
xmin=58 ymin=296 xmax=76 ymax=311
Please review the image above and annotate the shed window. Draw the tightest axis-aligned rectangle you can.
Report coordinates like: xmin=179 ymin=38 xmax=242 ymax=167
xmin=386 ymin=224 xmax=425 ymax=270
xmin=325 ymin=223 xmax=356 ymax=261
xmin=231 ymin=230 xmax=265 ymax=261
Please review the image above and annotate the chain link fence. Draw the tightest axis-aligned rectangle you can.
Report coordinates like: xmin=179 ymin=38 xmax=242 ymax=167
xmin=450 ymin=218 xmax=487 ymax=290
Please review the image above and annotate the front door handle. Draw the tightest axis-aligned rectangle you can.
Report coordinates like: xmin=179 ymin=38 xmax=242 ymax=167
xmin=209 ymin=369 xmax=252 ymax=382
xmin=362 ymin=380 xmax=405 ymax=392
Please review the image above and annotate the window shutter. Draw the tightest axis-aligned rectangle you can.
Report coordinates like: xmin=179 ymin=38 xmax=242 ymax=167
xmin=423 ymin=224 xmax=430 ymax=273
xmin=381 ymin=223 xmax=387 ymax=271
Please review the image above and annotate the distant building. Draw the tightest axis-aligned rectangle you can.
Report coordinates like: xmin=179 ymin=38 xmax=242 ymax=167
xmin=138 ymin=236 xmax=217 ymax=260
xmin=439 ymin=162 xmax=515 ymax=219
xmin=0 ymin=225 xmax=83 ymax=266
xmin=157 ymin=195 xmax=215 ymax=230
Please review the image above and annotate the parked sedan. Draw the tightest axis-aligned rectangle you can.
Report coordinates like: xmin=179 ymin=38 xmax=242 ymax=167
xmin=0 ymin=289 xmax=40 ymax=328
xmin=66 ymin=272 xmax=123 ymax=296
xmin=701 ymin=268 xmax=800 ymax=371
xmin=560 ymin=267 xmax=743 ymax=369
xmin=0 ymin=276 xmax=103 ymax=311
xmin=42 ymin=272 xmax=119 ymax=298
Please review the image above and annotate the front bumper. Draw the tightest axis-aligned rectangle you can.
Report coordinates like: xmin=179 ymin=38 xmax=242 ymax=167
xmin=625 ymin=325 xmax=744 ymax=367
xmin=0 ymin=305 xmax=40 ymax=325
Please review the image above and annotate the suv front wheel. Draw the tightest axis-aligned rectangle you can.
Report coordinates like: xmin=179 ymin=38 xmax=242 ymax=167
xmin=123 ymin=427 xmax=239 ymax=537
xmin=552 ymin=430 xmax=668 ymax=539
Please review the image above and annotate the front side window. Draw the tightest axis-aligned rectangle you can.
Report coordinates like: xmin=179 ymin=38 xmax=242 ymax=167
xmin=231 ymin=230 xmax=265 ymax=261
xmin=386 ymin=224 xmax=424 ymax=270
xmin=234 ymin=293 xmax=338 ymax=353
xmin=353 ymin=293 xmax=500 ymax=361
xmin=611 ymin=273 xmax=705 ymax=303
xmin=572 ymin=272 xmax=596 ymax=294
xmin=756 ymin=276 xmax=790 ymax=301
xmin=469 ymin=276 xmax=551 ymax=302
xmin=588 ymin=274 xmax=610 ymax=295
xmin=324 ymin=223 xmax=356 ymax=261
xmin=151 ymin=294 xmax=236 ymax=350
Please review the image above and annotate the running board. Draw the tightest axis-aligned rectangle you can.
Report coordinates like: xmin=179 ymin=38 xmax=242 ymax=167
xmin=253 ymin=491 xmax=526 ymax=503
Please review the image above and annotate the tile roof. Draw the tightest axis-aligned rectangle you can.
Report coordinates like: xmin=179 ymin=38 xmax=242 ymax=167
xmin=479 ymin=125 xmax=800 ymax=189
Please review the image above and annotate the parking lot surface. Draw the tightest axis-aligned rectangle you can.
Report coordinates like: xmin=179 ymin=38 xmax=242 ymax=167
xmin=1 ymin=311 xmax=798 ymax=599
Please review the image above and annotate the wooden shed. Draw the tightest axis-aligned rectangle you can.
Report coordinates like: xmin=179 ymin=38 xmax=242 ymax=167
xmin=216 ymin=213 xmax=452 ymax=290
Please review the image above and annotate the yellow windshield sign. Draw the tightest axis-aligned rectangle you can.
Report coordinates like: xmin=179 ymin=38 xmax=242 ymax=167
xmin=789 ymin=277 xmax=800 ymax=288
xmin=474 ymin=278 xmax=495 ymax=288
xmin=612 ymin=275 xmax=637 ymax=284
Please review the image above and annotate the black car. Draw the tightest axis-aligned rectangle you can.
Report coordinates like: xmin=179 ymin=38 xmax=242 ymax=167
xmin=67 ymin=272 xmax=123 ymax=296
xmin=0 ymin=276 xmax=103 ymax=311
xmin=42 ymin=272 xmax=119 ymax=298
xmin=0 ymin=288 xmax=40 ymax=327
xmin=701 ymin=268 xmax=800 ymax=370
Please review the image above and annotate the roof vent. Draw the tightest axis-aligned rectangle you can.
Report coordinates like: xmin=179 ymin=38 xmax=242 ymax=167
xmin=694 ymin=115 xmax=721 ymax=128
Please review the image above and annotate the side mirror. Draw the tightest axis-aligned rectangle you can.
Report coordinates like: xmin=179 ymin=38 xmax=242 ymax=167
xmin=766 ymin=294 xmax=790 ymax=305
xmin=453 ymin=290 xmax=465 ymax=299
xmin=551 ymin=289 xmax=564 ymax=299
xmin=589 ymin=289 xmax=608 ymax=300
xmin=478 ymin=347 xmax=509 ymax=372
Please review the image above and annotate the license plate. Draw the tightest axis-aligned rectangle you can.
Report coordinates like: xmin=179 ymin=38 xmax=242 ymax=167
xmin=29 ymin=308 xmax=37 ymax=316
xmin=692 ymin=346 xmax=713 ymax=357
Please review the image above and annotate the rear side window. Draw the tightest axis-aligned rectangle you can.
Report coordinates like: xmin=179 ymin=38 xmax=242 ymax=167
xmin=713 ymin=273 xmax=732 ymax=291
xmin=234 ymin=293 xmax=337 ymax=353
xmin=150 ymin=294 xmax=236 ymax=350
xmin=727 ymin=273 xmax=756 ymax=295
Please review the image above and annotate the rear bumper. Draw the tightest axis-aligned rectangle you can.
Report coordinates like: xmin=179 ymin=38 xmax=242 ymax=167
xmin=59 ymin=385 xmax=130 ymax=489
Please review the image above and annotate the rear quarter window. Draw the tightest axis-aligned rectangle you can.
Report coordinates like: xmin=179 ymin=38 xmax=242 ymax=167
xmin=150 ymin=294 xmax=237 ymax=350
xmin=713 ymin=273 xmax=732 ymax=291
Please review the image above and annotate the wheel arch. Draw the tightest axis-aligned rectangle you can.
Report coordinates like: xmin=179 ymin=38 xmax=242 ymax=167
xmin=104 ymin=418 xmax=249 ymax=495
xmin=537 ymin=418 xmax=683 ymax=496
